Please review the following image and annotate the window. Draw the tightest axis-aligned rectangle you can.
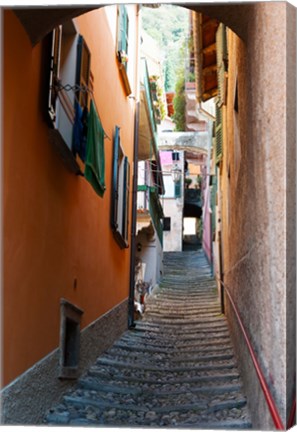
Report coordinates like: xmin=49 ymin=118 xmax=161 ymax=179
xmin=47 ymin=23 xmax=91 ymax=172
xmin=59 ymin=299 xmax=83 ymax=379
xmin=117 ymin=5 xmax=129 ymax=69
xmin=116 ymin=6 xmax=131 ymax=96
xmin=163 ymin=217 xmax=171 ymax=231
xmin=111 ymin=126 xmax=130 ymax=249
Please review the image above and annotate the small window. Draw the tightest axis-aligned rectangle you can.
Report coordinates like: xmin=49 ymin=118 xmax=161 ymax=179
xmin=111 ymin=126 xmax=130 ymax=249
xmin=172 ymin=151 xmax=180 ymax=161
xmin=116 ymin=6 xmax=131 ymax=96
xmin=117 ymin=5 xmax=129 ymax=70
xmin=163 ymin=217 xmax=171 ymax=231
xmin=59 ymin=299 xmax=83 ymax=379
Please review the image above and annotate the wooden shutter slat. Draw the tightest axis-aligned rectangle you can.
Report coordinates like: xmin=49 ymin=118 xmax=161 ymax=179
xmin=76 ymin=35 xmax=91 ymax=108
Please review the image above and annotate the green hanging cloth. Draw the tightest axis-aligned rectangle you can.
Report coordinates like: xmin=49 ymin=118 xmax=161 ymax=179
xmin=84 ymin=100 xmax=106 ymax=197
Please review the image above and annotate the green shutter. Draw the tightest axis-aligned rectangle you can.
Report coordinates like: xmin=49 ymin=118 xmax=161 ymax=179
xmin=175 ymin=180 xmax=181 ymax=198
xmin=215 ymin=103 xmax=223 ymax=163
xmin=111 ymin=126 xmax=120 ymax=230
xmin=122 ymin=156 xmax=130 ymax=241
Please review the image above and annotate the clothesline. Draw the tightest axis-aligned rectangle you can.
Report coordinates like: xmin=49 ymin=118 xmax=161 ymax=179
xmin=55 ymin=82 xmax=111 ymax=141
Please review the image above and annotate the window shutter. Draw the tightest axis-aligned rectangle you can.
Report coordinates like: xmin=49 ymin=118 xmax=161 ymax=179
xmin=122 ymin=157 xmax=130 ymax=242
xmin=216 ymin=24 xmax=228 ymax=107
xmin=76 ymin=35 xmax=91 ymax=108
xmin=118 ymin=5 xmax=128 ymax=54
xmin=175 ymin=180 xmax=181 ymax=198
xmin=111 ymin=126 xmax=120 ymax=230
xmin=215 ymin=103 xmax=223 ymax=163
xmin=48 ymin=26 xmax=62 ymax=123
xmin=215 ymin=24 xmax=227 ymax=164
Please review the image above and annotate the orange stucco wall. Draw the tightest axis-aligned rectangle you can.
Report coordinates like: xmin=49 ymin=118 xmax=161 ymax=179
xmin=3 ymin=7 xmax=138 ymax=386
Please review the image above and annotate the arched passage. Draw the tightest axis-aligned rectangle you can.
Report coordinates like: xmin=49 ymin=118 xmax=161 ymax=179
xmin=14 ymin=3 xmax=251 ymax=46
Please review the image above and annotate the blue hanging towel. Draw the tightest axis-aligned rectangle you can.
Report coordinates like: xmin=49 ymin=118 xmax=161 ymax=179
xmin=73 ymin=101 xmax=88 ymax=162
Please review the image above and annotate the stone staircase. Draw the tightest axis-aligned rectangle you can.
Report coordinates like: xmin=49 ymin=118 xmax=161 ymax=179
xmin=44 ymin=250 xmax=252 ymax=428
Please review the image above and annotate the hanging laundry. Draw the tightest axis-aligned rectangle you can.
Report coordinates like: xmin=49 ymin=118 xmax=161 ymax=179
xmin=84 ymin=100 xmax=106 ymax=197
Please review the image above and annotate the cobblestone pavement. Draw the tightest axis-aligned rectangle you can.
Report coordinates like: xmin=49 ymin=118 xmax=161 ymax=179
xmin=44 ymin=250 xmax=252 ymax=428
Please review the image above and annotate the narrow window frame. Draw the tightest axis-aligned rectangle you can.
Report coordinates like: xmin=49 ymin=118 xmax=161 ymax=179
xmin=59 ymin=299 xmax=84 ymax=380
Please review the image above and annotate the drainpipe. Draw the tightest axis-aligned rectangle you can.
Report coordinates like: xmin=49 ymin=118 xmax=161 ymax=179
xmin=128 ymin=101 xmax=140 ymax=329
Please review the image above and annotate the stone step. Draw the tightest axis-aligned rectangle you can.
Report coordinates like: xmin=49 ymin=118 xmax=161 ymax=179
xmin=139 ymin=316 xmax=227 ymax=325
xmin=113 ymin=340 xmax=234 ymax=354
xmin=151 ymin=298 xmax=219 ymax=304
xmin=79 ymin=376 xmax=243 ymax=395
xmin=62 ymin=392 xmax=247 ymax=415
xmin=145 ymin=303 xmax=221 ymax=317
xmin=143 ymin=316 xmax=224 ymax=325
xmin=88 ymin=366 xmax=241 ymax=385
xmin=154 ymin=290 xmax=217 ymax=296
xmin=144 ymin=310 xmax=222 ymax=319
xmin=94 ymin=356 xmax=237 ymax=373
xmin=46 ymin=396 xmax=250 ymax=427
xmin=120 ymin=333 xmax=231 ymax=346
xmin=135 ymin=321 xmax=229 ymax=333
xmin=131 ymin=329 xmax=229 ymax=339
xmin=127 ymin=327 xmax=229 ymax=339
xmin=70 ymin=384 xmax=247 ymax=408
xmin=117 ymin=336 xmax=233 ymax=351
xmin=106 ymin=346 xmax=234 ymax=363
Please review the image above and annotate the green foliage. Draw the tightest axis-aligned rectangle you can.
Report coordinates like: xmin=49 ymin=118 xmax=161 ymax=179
xmin=149 ymin=76 xmax=166 ymax=123
xmin=172 ymin=74 xmax=186 ymax=131
xmin=141 ymin=5 xmax=189 ymax=92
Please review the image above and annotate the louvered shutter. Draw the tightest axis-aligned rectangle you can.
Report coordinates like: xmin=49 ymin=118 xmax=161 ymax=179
xmin=215 ymin=23 xmax=228 ymax=164
xmin=216 ymin=23 xmax=228 ymax=106
xmin=215 ymin=103 xmax=223 ymax=163
xmin=122 ymin=157 xmax=130 ymax=243
xmin=48 ymin=26 xmax=62 ymax=123
xmin=111 ymin=126 xmax=120 ymax=231
xmin=76 ymin=35 xmax=91 ymax=108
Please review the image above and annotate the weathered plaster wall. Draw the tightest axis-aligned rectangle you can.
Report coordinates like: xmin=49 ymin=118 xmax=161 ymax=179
xmin=163 ymin=198 xmax=183 ymax=252
xmin=136 ymin=228 xmax=163 ymax=288
xmin=3 ymin=7 xmax=138 ymax=387
xmin=220 ymin=3 xmax=295 ymax=428
xmin=285 ymin=2 xmax=296 ymax=424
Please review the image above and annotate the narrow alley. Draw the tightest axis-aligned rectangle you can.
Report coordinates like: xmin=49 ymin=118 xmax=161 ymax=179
xmin=44 ymin=250 xmax=252 ymax=428
xmin=2 ymin=3 xmax=295 ymax=429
